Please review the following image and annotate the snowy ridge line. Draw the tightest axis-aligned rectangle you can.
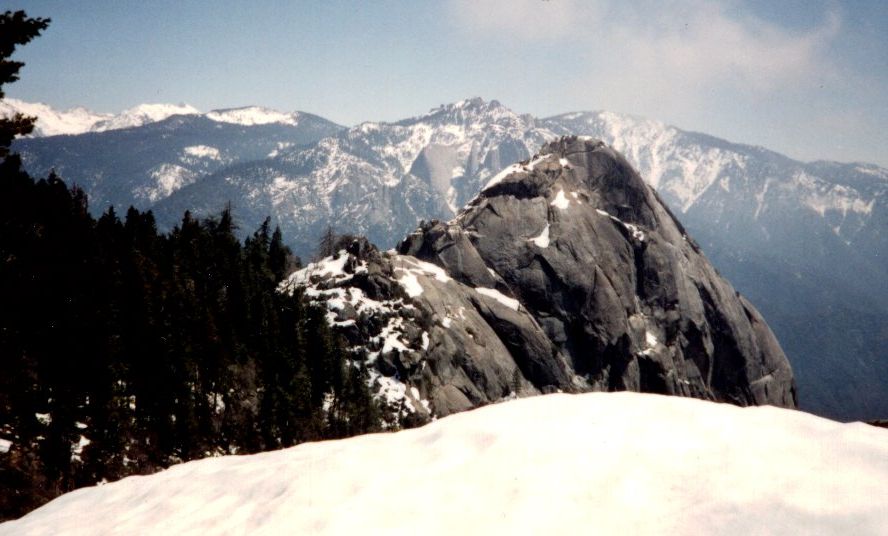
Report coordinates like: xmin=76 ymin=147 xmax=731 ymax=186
xmin=1 ymin=98 xmax=317 ymax=136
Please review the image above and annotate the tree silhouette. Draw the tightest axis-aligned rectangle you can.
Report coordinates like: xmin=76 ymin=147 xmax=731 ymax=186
xmin=0 ymin=10 xmax=50 ymax=157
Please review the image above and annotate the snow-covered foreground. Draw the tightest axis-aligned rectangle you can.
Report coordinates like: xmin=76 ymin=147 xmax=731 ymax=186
xmin=4 ymin=393 xmax=887 ymax=535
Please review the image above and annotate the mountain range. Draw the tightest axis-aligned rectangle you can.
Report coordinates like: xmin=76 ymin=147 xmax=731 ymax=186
xmin=0 ymin=98 xmax=202 ymax=137
xmin=5 ymin=97 xmax=886 ymax=420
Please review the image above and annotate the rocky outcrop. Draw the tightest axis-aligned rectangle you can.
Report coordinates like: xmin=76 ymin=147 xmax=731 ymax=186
xmin=283 ymin=137 xmax=797 ymax=424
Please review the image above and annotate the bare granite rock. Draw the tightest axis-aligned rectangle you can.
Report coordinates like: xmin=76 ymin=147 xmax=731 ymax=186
xmin=283 ymin=137 xmax=797 ymax=424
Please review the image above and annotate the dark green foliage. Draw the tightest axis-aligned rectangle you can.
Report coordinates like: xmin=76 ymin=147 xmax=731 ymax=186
xmin=0 ymin=160 xmax=381 ymax=520
xmin=0 ymin=10 xmax=49 ymax=156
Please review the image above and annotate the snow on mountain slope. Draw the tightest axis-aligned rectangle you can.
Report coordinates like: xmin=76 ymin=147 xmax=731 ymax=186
xmin=153 ymin=98 xmax=559 ymax=255
xmin=546 ymin=111 xmax=887 ymax=239
xmin=0 ymin=99 xmax=313 ymax=136
xmin=205 ymin=106 xmax=303 ymax=126
xmin=180 ymin=99 xmax=883 ymax=260
xmin=0 ymin=98 xmax=112 ymax=137
xmin=90 ymin=103 xmax=199 ymax=131
xmin=549 ymin=111 xmax=752 ymax=213
xmin=4 ymin=393 xmax=886 ymax=535
xmin=16 ymin=97 xmax=880 ymax=251
xmin=0 ymin=99 xmax=198 ymax=135
xmin=292 ymin=97 xmax=557 ymax=206
xmin=12 ymin=111 xmax=344 ymax=215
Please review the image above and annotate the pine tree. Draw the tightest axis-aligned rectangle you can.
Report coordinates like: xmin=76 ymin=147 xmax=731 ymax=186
xmin=0 ymin=10 xmax=50 ymax=158
xmin=268 ymin=225 xmax=294 ymax=281
xmin=316 ymin=225 xmax=337 ymax=260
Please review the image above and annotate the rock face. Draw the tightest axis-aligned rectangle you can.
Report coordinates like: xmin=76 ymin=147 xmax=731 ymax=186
xmin=283 ymin=137 xmax=797 ymax=422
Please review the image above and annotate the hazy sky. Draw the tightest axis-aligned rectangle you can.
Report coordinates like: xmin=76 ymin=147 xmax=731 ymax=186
xmin=5 ymin=0 xmax=887 ymax=166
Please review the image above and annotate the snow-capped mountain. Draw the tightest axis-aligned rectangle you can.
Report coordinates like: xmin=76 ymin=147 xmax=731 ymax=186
xmin=0 ymin=98 xmax=202 ymax=136
xmin=0 ymin=99 xmax=340 ymax=136
xmin=0 ymin=98 xmax=112 ymax=137
xmin=10 ymin=97 xmax=887 ymax=421
xmin=90 ymin=103 xmax=200 ymax=132
xmin=151 ymin=98 xmax=561 ymax=255
xmin=11 ymin=109 xmax=344 ymax=211
xmin=4 ymin=392 xmax=887 ymax=535
xmin=150 ymin=98 xmax=886 ymax=271
xmin=547 ymin=111 xmax=887 ymax=278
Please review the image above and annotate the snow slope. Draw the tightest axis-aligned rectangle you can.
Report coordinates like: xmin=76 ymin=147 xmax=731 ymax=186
xmin=4 ymin=393 xmax=886 ymax=535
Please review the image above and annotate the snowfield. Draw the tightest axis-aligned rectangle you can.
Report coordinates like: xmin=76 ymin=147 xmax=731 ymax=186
xmin=3 ymin=393 xmax=887 ymax=535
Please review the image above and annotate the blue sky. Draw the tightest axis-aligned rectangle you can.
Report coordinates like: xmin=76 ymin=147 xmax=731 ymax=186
xmin=4 ymin=0 xmax=887 ymax=166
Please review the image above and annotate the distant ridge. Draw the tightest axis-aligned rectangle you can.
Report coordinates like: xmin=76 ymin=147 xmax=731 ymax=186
xmin=0 ymin=98 xmax=324 ymax=136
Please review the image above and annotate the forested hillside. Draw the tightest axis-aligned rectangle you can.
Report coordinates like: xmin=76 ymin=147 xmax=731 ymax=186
xmin=0 ymin=152 xmax=380 ymax=519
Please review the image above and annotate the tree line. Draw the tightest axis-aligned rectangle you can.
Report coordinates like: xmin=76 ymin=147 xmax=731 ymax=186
xmin=0 ymin=156 xmax=380 ymax=519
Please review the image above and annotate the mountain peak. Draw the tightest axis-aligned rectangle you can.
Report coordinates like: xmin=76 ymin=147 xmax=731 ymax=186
xmin=411 ymin=97 xmax=517 ymax=125
xmin=452 ymin=96 xmax=501 ymax=109
xmin=282 ymin=136 xmax=796 ymax=424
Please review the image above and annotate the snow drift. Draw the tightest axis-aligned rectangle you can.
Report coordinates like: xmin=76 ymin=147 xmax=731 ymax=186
xmin=3 ymin=393 xmax=887 ymax=535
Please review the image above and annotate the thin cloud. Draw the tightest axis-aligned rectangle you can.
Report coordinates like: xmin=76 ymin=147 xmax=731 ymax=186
xmin=446 ymin=0 xmax=861 ymax=163
xmin=613 ymin=3 xmax=841 ymax=93
xmin=448 ymin=0 xmax=601 ymax=42
xmin=449 ymin=0 xmax=842 ymax=105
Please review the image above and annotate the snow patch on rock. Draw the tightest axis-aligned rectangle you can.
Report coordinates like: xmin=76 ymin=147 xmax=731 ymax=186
xmin=475 ymin=287 xmax=520 ymax=311
xmin=529 ymin=223 xmax=550 ymax=248
xmin=550 ymin=189 xmax=570 ymax=209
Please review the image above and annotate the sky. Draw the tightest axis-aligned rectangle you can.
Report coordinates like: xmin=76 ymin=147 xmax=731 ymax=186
xmin=4 ymin=0 xmax=887 ymax=166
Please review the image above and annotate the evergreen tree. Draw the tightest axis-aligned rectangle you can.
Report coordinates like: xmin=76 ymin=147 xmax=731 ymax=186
xmin=269 ymin=225 xmax=295 ymax=281
xmin=0 ymin=10 xmax=50 ymax=158
xmin=316 ymin=225 xmax=337 ymax=260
